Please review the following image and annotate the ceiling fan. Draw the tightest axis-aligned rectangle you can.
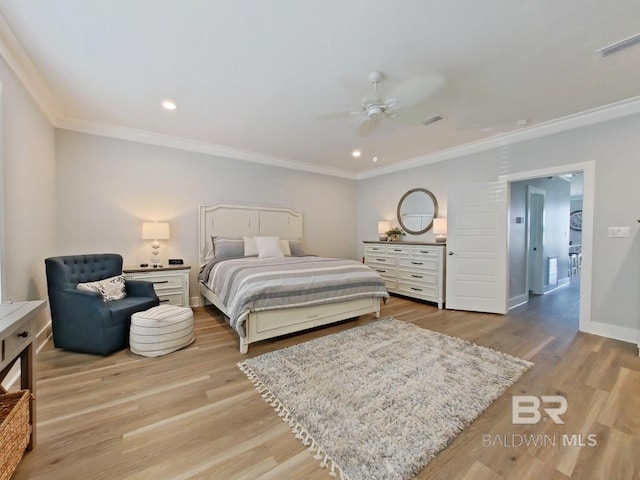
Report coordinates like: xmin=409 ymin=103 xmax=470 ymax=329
xmin=321 ymin=70 xmax=447 ymax=137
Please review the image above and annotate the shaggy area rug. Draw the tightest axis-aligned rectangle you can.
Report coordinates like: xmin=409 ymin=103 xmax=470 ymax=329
xmin=238 ymin=318 xmax=532 ymax=480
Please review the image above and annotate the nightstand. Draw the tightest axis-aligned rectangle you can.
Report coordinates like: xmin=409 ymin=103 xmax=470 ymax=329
xmin=123 ymin=265 xmax=191 ymax=306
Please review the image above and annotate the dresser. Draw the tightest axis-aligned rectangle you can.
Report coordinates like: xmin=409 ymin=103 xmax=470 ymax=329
xmin=123 ymin=265 xmax=191 ymax=306
xmin=364 ymin=241 xmax=445 ymax=308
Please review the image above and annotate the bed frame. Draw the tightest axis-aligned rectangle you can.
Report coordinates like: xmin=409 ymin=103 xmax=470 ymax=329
xmin=199 ymin=202 xmax=381 ymax=353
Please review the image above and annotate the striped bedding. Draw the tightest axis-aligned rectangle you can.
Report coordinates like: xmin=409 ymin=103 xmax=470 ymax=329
xmin=203 ymin=256 xmax=389 ymax=336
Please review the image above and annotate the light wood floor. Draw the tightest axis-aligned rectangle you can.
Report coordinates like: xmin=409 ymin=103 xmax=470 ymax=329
xmin=13 ymin=281 xmax=640 ymax=479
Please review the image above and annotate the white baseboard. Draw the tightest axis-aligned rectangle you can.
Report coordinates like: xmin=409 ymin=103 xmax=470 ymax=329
xmin=543 ymin=277 xmax=570 ymax=294
xmin=508 ymin=293 xmax=529 ymax=310
xmin=581 ymin=321 xmax=640 ymax=346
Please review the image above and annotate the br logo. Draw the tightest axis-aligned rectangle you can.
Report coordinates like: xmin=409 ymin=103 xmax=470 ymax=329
xmin=512 ymin=395 xmax=568 ymax=424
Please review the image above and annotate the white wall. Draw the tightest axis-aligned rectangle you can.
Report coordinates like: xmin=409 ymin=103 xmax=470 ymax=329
xmin=358 ymin=113 xmax=640 ymax=331
xmin=0 ymin=56 xmax=56 ymax=335
xmin=54 ymin=130 xmax=357 ymax=305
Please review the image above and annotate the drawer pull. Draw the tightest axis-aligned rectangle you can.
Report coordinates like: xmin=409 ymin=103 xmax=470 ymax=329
xmin=159 ymin=299 xmax=170 ymax=303
xmin=17 ymin=331 xmax=29 ymax=338
xmin=393 ymin=249 xmax=402 ymax=252
xmin=419 ymin=250 xmax=430 ymax=254
xmin=376 ymin=269 xmax=386 ymax=273
xmin=411 ymin=261 xmax=424 ymax=265
xmin=411 ymin=287 xmax=423 ymax=291
xmin=411 ymin=275 xmax=423 ymax=278
xmin=376 ymin=258 xmax=387 ymax=262
xmin=152 ymin=280 xmax=170 ymax=284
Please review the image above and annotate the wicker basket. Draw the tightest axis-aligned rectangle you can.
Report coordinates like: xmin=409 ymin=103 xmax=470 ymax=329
xmin=0 ymin=390 xmax=31 ymax=480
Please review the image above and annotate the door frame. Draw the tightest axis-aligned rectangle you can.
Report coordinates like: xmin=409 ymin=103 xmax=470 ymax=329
xmin=501 ymin=160 xmax=594 ymax=333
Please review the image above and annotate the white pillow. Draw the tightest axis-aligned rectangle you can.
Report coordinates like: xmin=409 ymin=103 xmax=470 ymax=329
xmin=255 ymin=236 xmax=285 ymax=258
xmin=243 ymin=236 xmax=258 ymax=256
xmin=77 ymin=274 xmax=127 ymax=302
xmin=279 ymin=239 xmax=291 ymax=256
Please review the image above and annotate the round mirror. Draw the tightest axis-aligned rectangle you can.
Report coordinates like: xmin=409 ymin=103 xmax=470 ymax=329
xmin=397 ymin=188 xmax=438 ymax=235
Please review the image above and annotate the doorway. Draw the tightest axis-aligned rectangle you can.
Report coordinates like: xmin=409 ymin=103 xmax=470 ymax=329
xmin=506 ymin=165 xmax=591 ymax=332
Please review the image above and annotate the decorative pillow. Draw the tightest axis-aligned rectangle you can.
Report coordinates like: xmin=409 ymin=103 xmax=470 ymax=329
xmin=255 ymin=236 xmax=285 ymax=258
xmin=213 ymin=237 xmax=244 ymax=258
xmin=288 ymin=239 xmax=306 ymax=256
xmin=243 ymin=236 xmax=258 ymax=256
xmin=279 ymin=239 xmax=291 ymax=256
xmin=77 ymin=274 xmax=126 ymax=302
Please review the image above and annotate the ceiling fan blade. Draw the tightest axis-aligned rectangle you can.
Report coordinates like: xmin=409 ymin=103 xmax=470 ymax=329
xmin=358 ymin=118 xmax=379 ymax=137
xmin=387 ymin=73 xmax=447 ymax=108
xmin=316 ymin=109 xmax=360 ymax=121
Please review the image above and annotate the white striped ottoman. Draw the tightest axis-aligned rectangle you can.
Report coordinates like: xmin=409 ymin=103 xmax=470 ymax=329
xmin=130 ymin=304 xmax=194 ymax=357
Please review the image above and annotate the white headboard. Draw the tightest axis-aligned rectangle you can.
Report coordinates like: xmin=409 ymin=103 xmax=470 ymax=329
xmin=199 ymin=203 xmax=303 ymax=264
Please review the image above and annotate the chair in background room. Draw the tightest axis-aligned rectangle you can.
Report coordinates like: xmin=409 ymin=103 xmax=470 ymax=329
xmin=45 ymin=254 xmax=159 ymax=355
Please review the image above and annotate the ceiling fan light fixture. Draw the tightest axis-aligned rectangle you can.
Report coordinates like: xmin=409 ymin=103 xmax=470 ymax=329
xmin=351 ymin=149 xmax=361 ymax=158
xmin=162 ymin=100 xmax=177 ymax=111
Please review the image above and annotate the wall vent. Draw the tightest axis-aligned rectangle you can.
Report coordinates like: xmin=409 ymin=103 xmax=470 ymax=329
xmin=421 ymin=115 xmax=443 ymax=126
xmin=598 ymin=33 xmax=640 ymax=57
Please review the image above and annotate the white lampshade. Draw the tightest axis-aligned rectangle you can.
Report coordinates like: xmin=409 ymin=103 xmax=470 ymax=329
xmin=433 ymin=218 xmax=447 ymax=235
xmin=378 ymin=221 xmax=391 ymax=234
xmin=142 ymin=222 xmax=170 ymax=240
xmin=433 ymin=218 xmax=447 ymax=243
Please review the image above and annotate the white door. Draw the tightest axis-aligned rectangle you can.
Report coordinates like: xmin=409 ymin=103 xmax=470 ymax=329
xmin=445 ymin=181 xmax=508 ymax=314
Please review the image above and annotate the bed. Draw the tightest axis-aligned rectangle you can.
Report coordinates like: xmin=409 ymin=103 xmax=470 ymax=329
xmin=198 ymin=203 xmax=388 ymax=353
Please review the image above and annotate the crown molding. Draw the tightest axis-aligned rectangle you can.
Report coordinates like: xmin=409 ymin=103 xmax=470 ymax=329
xmin=56 ymin=117 xmax=358 ymax=180
xmin=356 ymin=96 xmax=640 ymax=180
xmin=2 ymin=8 xmax=639 ymax=182
xmin=0 ymin=12 xmax=61 ymax=124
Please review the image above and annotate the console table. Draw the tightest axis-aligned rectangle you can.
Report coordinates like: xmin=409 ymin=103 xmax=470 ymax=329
xmin=0 ymin=300 xmax=46 ymax=449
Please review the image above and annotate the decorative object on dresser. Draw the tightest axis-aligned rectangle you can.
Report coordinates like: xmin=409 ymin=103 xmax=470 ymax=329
xmin=397 ymin=187 xmax=438 ymax=235
xmin=377 ymin=220 xmax=391 ymax=241
xmin=141 ymin=222 xmax=170 ymax=266
xmin=123 ymin=265 xmax=191 ymax=307
xmin=433 ymin=217 xmax=448 ymax=243
xmin=364 ymin=240 xmax=445 ymax=308
xmin=385 ymin=226 xmax=405 ymax=242
xmin=239 ymin=318 xmax=532 ymax=480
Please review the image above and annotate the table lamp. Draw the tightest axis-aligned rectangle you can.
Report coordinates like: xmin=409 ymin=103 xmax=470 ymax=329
xmin=142 ymin=222 xmax=170 ymax=266
xmin=378 ymin=221 xmax=391 ymax=241
xmin=433 ymin=218 xmax=447 ymax=243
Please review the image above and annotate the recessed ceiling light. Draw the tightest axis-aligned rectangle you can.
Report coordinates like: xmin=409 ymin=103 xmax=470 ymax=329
xmin=372 ymin=156 xmax=379 ymax=163
xmin=162 ymin=100 xmax=177 ymax=111
xmin=351 ymin=150 xmax=361 ymax=158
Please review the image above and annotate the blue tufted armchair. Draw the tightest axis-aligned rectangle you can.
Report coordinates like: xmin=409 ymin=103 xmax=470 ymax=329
xmin=45 ymin=254 xmax=159 ymax=355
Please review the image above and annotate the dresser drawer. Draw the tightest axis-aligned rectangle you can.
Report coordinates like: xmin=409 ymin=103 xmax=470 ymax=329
xmin=3 ymin=317 xmax=36 ymax=363
xmin=365 ymin=245 xmax=387 ymax=255
xmin=397 ymin=282 xmax=437 ymax=300
xmin=410 ymin=246 xmax=440 ymax=258
xmin=398 ymin=270 xmax=437 ymax=285
xmin=129 ymin=272 xmax=184 ymax=291
xmin=398 ymin=257 xmax=437 ymax=271
xmin=365 ymin=255 xmax=396 ymax=268
xmin=157 ymin=292 xmax=185 ymax=306
xmin=385 ymin=246 xmax=410 ymax=256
